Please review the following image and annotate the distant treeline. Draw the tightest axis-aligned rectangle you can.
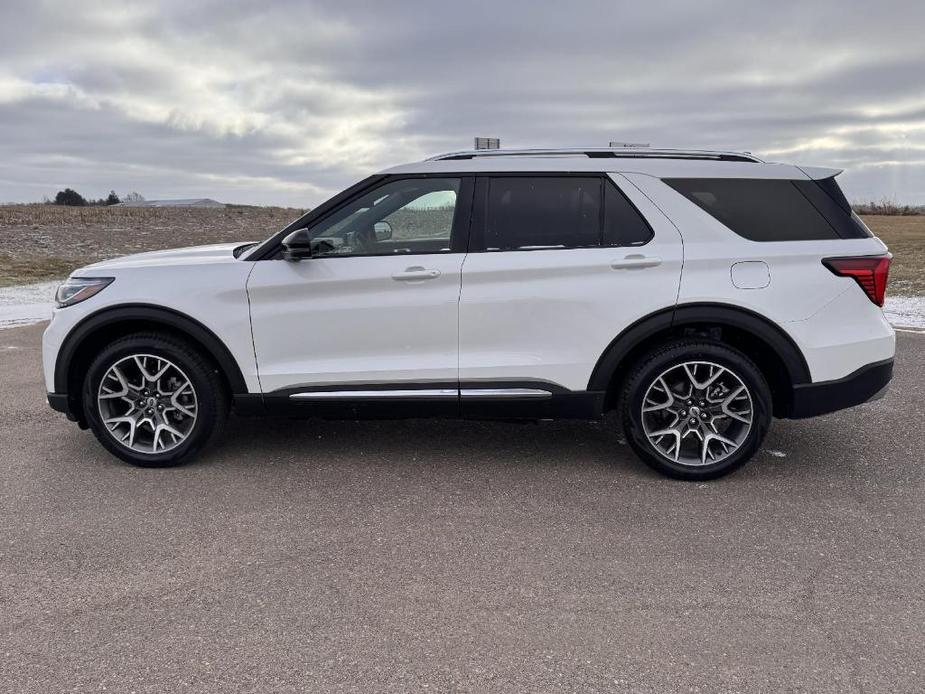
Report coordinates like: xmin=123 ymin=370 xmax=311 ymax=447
xmin=852 ymin=200 xmax=925 ymax=216
xmin=46 ymin=189 xmax=146 ymax=207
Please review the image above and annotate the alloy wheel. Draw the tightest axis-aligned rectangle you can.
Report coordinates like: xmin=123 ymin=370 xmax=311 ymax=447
xmin=640 ymin=360 xmax=753 ymax=467
xmin=96 ymin=354 xmax=198 ymax=454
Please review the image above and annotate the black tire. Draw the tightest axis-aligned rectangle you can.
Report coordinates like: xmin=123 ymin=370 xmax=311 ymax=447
xmin=620 ymin=339 xmax=771 ymax=480
xmin=82 ymin=332 xmax=229 ymax=467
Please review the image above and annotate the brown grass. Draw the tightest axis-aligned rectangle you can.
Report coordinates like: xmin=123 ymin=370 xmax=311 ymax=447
xmin=0 ymin=203 xmax=305 ymax=226
xmin=862 ymin=215 xmax=925 ymax=296
xmin=0 ymin=204 xmax=304 ymax=287
xmin=0 ymin=254 xmax=78 ymax=286
xmin=0 ymin=206 xmax=923 ymax=295
xmin=852 ymin=201 xmax=925 ymax=216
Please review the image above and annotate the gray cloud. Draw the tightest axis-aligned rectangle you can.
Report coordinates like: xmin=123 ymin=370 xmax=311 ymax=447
xmin=1 ymin=0 xmax=924 ymax=206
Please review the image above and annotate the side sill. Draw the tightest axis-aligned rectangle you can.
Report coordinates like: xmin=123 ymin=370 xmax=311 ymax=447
xmin=786 ymin=358 xmax=893 ymax=419
xmin=462 ymin=391 xmax=603 ymax=420
xmin=264 ymin=396 xmax=459 ymax=420
xmin=244 ymin=390 xmax=606 ymax=421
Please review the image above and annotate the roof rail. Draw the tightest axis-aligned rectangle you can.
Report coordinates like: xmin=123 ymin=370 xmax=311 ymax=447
xmin=427 ymin=147 xmax=763 ymax=163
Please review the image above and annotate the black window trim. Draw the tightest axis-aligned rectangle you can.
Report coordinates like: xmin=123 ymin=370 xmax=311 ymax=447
xmin=467 ymin=172 xmax=654 ymax=253
xmin=303 ymin=175 xmax=474 ymax=259
xmin=248 ymin=171 xmax=655 ymax=260
xmin=247 ymin=173 xmax=476 ymax=261
xmin=247 ymin=174 xmax=386 ymax=261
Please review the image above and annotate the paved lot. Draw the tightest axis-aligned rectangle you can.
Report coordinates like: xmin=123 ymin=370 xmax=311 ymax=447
xmin=1 ymin=322 xmax=923 ymax=693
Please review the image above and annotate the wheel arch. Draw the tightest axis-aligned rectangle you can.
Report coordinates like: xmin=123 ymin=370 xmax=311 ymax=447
xmin=589 ymin=303 xmax=810 ymax=417
xmin=55 ymin=304 xmax=248 ymax=422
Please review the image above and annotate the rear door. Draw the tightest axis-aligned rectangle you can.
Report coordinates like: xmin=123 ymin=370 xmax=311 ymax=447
xmin=458 ymin=173 xmax=683 ymax=397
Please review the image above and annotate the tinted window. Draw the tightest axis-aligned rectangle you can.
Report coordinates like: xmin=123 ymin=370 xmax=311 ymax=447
xmin=793 ymin=178 xmax=872 ymax=239
xmin=664 ymin=178 xmax=842 ymax=242
xmin=309 ymin=178 xmax=460 ymax=257
xmin=812 ymin=176 xmax=851 ymax=213
xmin=604 ymin=180 xmax=654 ymax=246
xmin=485 ymin=177 xmax=601 ymax=250
xmin=483 ymin=177 xmax=652 ymax=251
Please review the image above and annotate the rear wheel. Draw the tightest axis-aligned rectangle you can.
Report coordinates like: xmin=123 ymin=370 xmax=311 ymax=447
xmin=82 ymin=333 xmax=228 ymax=467
xmin=621 ymin=339 xmax=771 ymax=480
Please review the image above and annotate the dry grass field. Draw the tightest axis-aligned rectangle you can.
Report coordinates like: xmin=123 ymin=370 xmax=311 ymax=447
xmin=864 ymin=215 xmax=925 ymax=296
xmin=0 ymin=205 xmax=922 ymax=294
xmin=0 ymin=204 xmax=303 ymax=286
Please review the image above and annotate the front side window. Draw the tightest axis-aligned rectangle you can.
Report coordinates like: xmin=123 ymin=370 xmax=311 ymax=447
xmin=308 ymin=178 xmax=460 ymax=257
xmin=482 ymin=176 xmax=653 ymax=251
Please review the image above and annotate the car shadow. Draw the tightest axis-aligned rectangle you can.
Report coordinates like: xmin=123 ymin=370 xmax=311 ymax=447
xmin=205 ymin=412 xmax=653 ymax=477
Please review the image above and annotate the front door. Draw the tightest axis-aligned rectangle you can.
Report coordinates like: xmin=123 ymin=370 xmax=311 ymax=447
xmin=247 ymin=177 xmax=472 ymax=400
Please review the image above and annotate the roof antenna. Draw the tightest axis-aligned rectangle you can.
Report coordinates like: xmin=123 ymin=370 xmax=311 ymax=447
xmin=474 ymin=137 xmax=501 ymax=150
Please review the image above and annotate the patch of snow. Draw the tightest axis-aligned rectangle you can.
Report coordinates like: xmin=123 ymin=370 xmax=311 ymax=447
xmin=0 ymin=281 xmax=57 ymax=329
xmin=763 ymin=449 xmax=787 ymax=458
xmin=883 ymin=295 xmax=925 ymax=330
xmin=0 ymin=280 xmax=59 ymax=306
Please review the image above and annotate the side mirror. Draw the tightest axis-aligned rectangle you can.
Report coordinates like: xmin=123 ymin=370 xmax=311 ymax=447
xmin=282 ymin=228 xmax=312 ymax=261
xmin=373 ymin=221 xmax=393 ymax=242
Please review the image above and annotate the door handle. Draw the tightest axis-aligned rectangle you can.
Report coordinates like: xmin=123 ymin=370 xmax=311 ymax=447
xmin=610 ymin=254 xmax=662 ymax=270
xmin=392 ymin=266 xmax=441 ymax=281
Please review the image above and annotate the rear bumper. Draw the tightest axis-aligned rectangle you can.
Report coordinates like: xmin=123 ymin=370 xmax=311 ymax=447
xmin=788 ymin=358 xmax=893 ymax=419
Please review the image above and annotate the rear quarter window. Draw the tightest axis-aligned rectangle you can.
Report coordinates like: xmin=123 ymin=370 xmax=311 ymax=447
xmin=663 ymin=177 xmax=870 ymax=241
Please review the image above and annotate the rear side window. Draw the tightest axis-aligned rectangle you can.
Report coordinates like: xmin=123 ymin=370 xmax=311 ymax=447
xmin=482 ymin=176 xmax=652 ymax=251
xmin=485 ymin=177 xmax=601 ymax=250
xmin=664 ymin=177 xmax=870 ymax=241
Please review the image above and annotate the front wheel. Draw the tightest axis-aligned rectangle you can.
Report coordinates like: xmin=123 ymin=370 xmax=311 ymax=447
xmin=621 ymin=339 xmax=772 ymax=480
xmin=82 ymin=332 xmax=228 ymax=467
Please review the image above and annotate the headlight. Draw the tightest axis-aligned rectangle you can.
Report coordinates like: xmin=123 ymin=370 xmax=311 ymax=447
xmin=55 ymin=277 xmax=114 ymax=308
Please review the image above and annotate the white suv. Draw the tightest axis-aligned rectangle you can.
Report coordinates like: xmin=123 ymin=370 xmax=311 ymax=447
xmin=43 ymin=147 xmax=895 ymax=479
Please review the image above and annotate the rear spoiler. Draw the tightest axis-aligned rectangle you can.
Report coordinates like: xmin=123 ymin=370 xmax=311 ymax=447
xmin=797 ymin=165 xmax=844 ymax=180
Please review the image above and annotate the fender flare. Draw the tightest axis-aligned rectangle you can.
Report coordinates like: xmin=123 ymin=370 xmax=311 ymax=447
xmin=54 ymin=304 xmax=248 ymax=395
xmin=587 ymin=302 xmax=811 ymax=392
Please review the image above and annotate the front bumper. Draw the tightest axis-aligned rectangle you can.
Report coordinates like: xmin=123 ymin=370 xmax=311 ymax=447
xmin=788 ymin=358 xmax=893 ymax=419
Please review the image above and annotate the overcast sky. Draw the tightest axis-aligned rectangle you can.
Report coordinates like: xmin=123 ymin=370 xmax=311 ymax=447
xmin=1 ymin=0 xmax=924 ymax=207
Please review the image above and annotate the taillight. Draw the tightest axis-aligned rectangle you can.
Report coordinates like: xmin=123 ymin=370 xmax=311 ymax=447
xmin=822 ymin=255 xmax=891 ymax=307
